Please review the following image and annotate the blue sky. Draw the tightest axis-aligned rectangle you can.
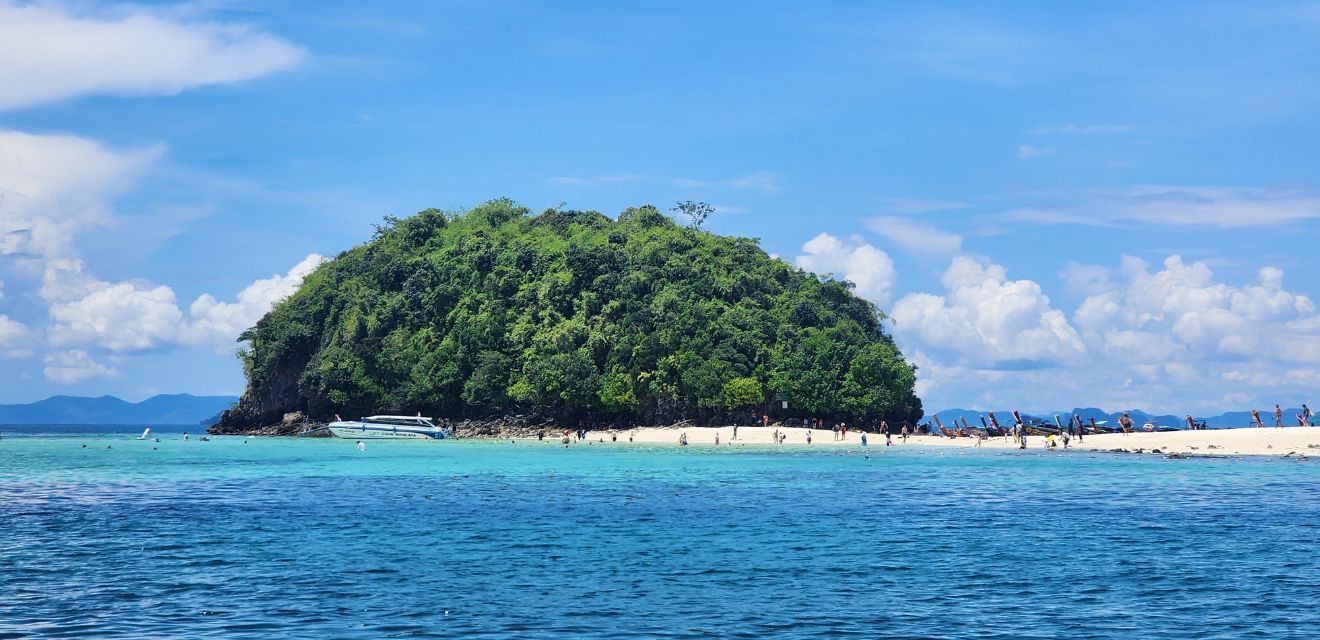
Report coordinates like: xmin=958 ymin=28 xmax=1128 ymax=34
xmin=2 ymin=1 xmax=1319 ymax=414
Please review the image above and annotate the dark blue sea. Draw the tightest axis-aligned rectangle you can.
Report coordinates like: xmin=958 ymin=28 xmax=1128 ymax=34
xmin=2 ymin=429 xmax=1318 ymax=638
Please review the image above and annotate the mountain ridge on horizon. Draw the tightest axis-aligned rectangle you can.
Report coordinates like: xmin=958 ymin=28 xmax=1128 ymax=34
xmin=0 ymin=393 xmax=239 ymax=426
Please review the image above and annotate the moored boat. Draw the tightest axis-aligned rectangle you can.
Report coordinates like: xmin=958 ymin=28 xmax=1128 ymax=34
xmin=327 ymin=415 xmax=450 ymax=440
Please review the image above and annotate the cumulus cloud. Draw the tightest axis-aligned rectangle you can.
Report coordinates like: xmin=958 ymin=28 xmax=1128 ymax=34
xmin=908 ymin=254 xmax=1320 ymax=414
xmin=0 ymin=130 xmax=163 ymax=259
xmin=43 ymin=349 xmax=118 ymax=383
xmin=183 ymin=254 xmax=325 ymax=350
xmin=794 ymin=233 xmax=897 ymax=307
xmin=43 ymin=260 xmax=183 ymax=353
xmin=865 ymin=216 xmax=963 ymax=254
xmin=0 ymin=0 xmax=305 ymax=111
xmin=39 ymin=254 xmax=324 ymax=356
xmin=891 ymin=256 xmax=1085 ymax=367
xmin=0 ymin=314 xmax=33 ymax=358
xmin=1074 ymin=255 xmax=1316 ymax=365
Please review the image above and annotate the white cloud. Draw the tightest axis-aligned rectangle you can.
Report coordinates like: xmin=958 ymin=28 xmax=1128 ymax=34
xmin=1073 ymin=255 xmax=1316 ymax=366
xmin=183 ymin=253 xmax=325 ymax=350
xmin=1 ymin=130 xmax=164 ymax=259
xmin=1029 ymin=124 xmax=1131 ymax=134
xmin=44 ymin=260 xmax=183 ymax=353
xmin=875 ymin=197 xmax=968 ymax=215
xmin=0 ymin=0 xmax=305 ymax=111
xmin=548 ymin=174 xmax=643 ymax=186
xmin=794 ymin=233 xmax=896 ymax=307
xmin=43 ymin=349 xmax=118 ymax=383
xmin=1000 ymin=185 xmax=1320 ymax=228
xmin=0 ymin=314 xmax=33 ymax=358
xmin=674 ymin=172 xmax=783 ymax=193
xmin=865 ymin=216 xmax=963 ymax=254
xmin=39 ymin=254 xmax=324 ymax=355
xmin=891 ymin=256 xmax=1085 ymax=367
xmin=1017 ymin=144 xmax=1055 ymax=159
xmin=910 ymin=255 xmax=1316 ymax=413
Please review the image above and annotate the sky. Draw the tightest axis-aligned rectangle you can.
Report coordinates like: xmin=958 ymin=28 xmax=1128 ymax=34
xmin=2 ymin=0 xmax=1319 ymax=415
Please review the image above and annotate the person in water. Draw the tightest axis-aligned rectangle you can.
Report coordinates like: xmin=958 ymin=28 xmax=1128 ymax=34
xmin=356 ymin=440 xmax=365 ymax=452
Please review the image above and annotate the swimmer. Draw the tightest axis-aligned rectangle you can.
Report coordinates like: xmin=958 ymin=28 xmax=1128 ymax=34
xmin=182 ymin=432 xmax=189 ymax=441
xmin=356 ymin=440 xmax=365 ymax=452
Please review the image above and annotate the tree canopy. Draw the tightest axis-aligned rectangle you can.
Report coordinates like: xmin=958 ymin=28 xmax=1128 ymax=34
xmin=231 ymin=199 xmax=922 ymax=427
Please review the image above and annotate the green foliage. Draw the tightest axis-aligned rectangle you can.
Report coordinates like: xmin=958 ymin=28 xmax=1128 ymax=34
xmin=236 ymin=199 xmax=921 ymax=424
xmin=720 ymin=377 xmax=763 ymax=409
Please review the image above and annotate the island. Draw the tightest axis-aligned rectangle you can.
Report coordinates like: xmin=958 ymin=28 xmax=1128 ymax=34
xmin=210 ymin=199 xmax=922 ymax=436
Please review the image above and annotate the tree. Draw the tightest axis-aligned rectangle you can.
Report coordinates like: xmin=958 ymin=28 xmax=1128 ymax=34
xmin=220 ymin=198 xmax=921 ymax=430
xmin=720 ymin=377 xmax=763 ymax=409
xmin=672 ymin=200 xmax=714 ymax=229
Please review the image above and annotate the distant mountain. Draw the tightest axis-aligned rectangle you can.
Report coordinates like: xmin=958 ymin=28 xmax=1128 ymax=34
xmin=0 ymin=394 xmax=238 ymax=425
xmin=932 ymin=407 xmax=1314 ymax=429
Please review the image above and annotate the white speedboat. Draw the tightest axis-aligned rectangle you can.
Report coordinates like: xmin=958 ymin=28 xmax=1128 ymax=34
xmin=327 ymin=415 xmax=450 ymax=440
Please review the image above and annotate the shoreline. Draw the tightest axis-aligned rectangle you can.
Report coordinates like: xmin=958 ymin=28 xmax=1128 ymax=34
xmin=510 ymin=425 xmax=1320 ymax=458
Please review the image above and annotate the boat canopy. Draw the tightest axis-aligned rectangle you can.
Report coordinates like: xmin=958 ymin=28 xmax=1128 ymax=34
xmin=362 ymin=415 xmax=436 ymax=427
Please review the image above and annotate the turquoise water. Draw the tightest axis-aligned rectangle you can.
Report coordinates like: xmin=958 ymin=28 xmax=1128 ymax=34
xmin=2 ymin=429 xmax=1318 ymax=638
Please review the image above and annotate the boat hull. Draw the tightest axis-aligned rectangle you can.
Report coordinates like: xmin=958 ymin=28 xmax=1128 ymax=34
xmin=327 ymin=424 xmax=446 ymax=440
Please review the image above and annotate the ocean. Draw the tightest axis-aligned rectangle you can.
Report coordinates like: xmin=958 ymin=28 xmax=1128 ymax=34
xmin=2 ymin=428 xmax=1318 ymax=638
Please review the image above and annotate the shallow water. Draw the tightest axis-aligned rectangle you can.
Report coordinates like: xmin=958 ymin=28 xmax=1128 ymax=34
xmin=2 ymin=429 xmax=1318 ymax=638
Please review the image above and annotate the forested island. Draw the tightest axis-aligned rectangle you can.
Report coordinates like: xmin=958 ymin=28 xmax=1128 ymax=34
xmin=211 ymin=199 xmax=921 ymax=435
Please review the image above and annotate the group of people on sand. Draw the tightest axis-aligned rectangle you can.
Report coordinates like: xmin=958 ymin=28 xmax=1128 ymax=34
xmin=1256 ymin=404 xmax=1314 ymax=428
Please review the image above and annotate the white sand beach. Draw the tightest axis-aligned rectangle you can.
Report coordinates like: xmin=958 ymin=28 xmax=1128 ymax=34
xmin=551 ymin=425 xmax=1320 ymax=457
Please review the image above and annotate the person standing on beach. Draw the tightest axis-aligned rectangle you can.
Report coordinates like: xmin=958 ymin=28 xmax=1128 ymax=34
xmin=1303 ymin=403 xmax=1313 ymax=426
xmin=901 ymin=423 xmax=909 ymax=443
xmin=806 ymin=430 xmax=812 ymax=444
xmin=715 ymin=432 xmax=720 ymax=445
xmin=1251 ymin=409 xmax=1264 ymax=429
xmin=1119 ymin=412 xmax=1133 ymax=434
xmin=832 ymin=423 xmax=840 ymax=441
